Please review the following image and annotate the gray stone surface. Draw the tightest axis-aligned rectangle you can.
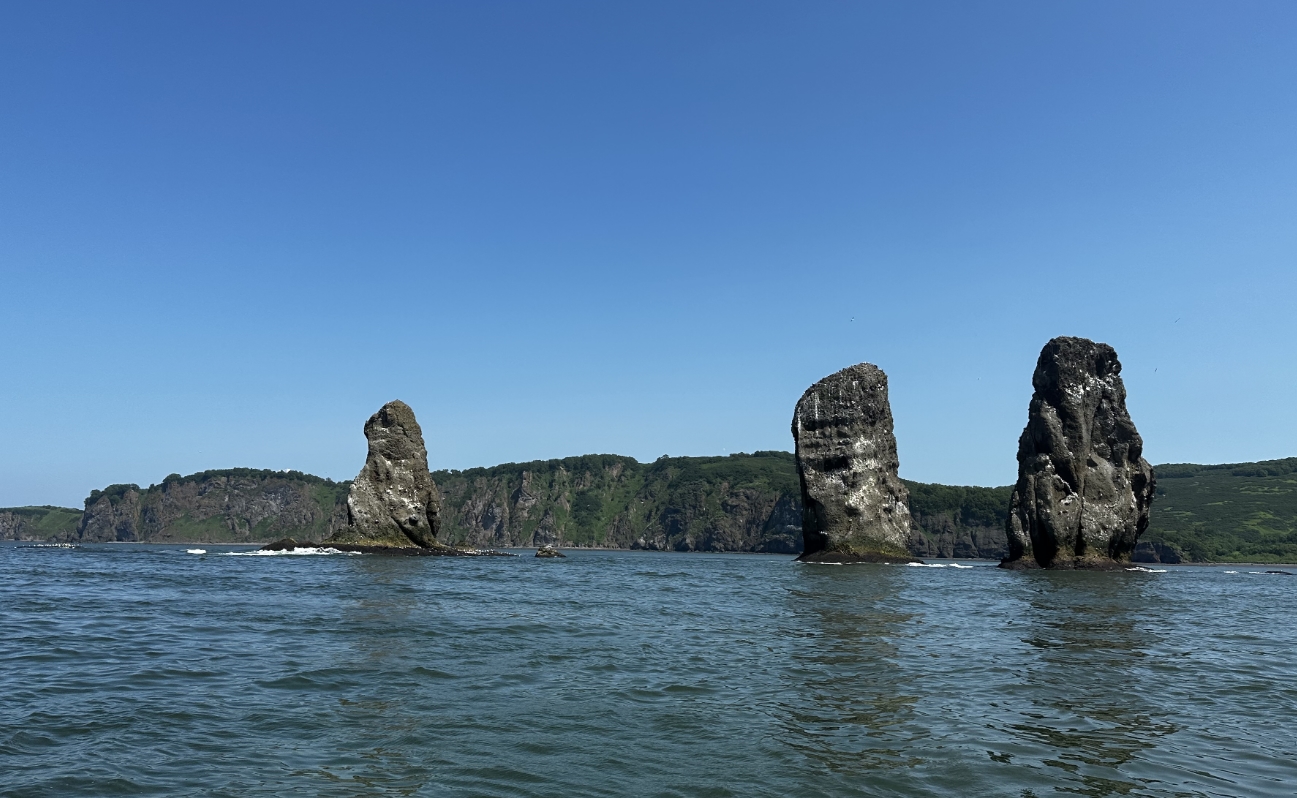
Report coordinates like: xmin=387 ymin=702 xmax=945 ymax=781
xmin=791 ymin=363 xmax=918 ymax=562
xmin=1003 ymin=337 xmax=1156 ymax=569
xmin=329 ymin=400 xmax=447 ymax=550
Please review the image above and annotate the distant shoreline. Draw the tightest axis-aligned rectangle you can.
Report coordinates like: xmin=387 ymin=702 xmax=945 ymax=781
xmin=6 ymin=540 xmax=1292 ymax=568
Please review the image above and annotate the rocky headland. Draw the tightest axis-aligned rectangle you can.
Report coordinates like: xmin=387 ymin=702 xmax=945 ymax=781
xmin=14 ymin=452 xmax=1010 ymax=557
xmin=67 ymin=470 xmax=347 ymax=544
xmin=1002 ymin=337 xmax=1156 ymax=569
xmin=791 ymin=363 xmax=921 ymax=563
xmin=0 ymin=506 xmax=83 ymax=542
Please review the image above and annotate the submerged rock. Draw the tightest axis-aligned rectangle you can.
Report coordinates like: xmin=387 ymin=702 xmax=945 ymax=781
xmin=791 ymin=363 xmax=920 ymax=563
xmin=262 ymin=538 xmax=303 ymax=551
xmin=327 ymin=400 xmax=457 ymax=552
xmin=535 ymin=544 xmax=566 ymax=558
xmin=1002 ymin=337 xmax=1156 ymax=569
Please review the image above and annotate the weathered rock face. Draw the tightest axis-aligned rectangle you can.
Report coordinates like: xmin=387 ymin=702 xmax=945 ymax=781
xmin=72 ymin=473 xmax=346 ymax=544
xmin=0 ymin=507 xmax=82 ymax=541
xmin=1003 ymin=337 xmax=1156 ymax=569
xmin=433 ymin=453 xmax=803 ymax=553
xmin=791 ymin=363 xmax=917 ymax=562
xmin=328 ymin=400 xmax=446 ymax=549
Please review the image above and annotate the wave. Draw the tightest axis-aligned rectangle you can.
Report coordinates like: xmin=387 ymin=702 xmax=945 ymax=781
xmin=1126 ymin=566 xmax=1168 ymax=573
xmin=222 ymin=547 xmax=361 ymax=557
xmin=186 ymin=549 xmax=207 ymax=555
xmin=17 ymin=543 xmax=78 ymax=549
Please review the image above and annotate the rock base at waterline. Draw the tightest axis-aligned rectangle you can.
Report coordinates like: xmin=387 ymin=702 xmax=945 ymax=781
xmin=261 ymin=538 xmax=511 ymax=556
xmin=797 ymin=550 xmax=924 ymax=564
xmin=535 ymin=545 xmax=566 ymax=558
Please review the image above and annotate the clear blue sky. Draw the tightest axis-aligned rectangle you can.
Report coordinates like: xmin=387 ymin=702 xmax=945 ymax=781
xmin=3 ymin=1 xmax=1295 ymax=507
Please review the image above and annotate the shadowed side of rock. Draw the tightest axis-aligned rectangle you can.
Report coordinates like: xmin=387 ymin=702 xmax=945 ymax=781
xmin=325 ymin=400 xmax=457 ymax=552
xmin=1002 ymin=337 xmax=1156 ymax=569
xmin=791 ymin=363 xmax=920 ymax=563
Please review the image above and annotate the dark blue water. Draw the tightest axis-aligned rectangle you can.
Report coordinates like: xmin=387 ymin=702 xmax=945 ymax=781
xmin=2 ymin=544 xmax=1294 ymax=797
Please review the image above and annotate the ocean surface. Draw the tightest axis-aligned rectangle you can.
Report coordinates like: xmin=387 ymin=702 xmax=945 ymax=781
xmin=2 ymin=544 xmax=1294 ymax=797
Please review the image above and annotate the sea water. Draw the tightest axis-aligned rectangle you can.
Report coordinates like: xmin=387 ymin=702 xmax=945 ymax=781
xmin=1 ymin=543 xmax=1294 ymax=797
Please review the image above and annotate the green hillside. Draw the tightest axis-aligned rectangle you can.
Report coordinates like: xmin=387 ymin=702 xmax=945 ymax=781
xmin=6 ymin=455 xmax=1297 ymax=562
xmin=1145 ymin=458 xmax=1297 ymax=563
xmin=0 ymin=505 xmax=81 ymax=540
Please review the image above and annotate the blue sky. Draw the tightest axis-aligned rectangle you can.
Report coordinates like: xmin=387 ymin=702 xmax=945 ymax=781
xmin=3 ymin=1 xmax=1296 ymax=507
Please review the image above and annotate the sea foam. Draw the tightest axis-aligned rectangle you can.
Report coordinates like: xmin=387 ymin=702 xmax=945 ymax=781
xmin=223 ymin=547 xmax=360 ymax=556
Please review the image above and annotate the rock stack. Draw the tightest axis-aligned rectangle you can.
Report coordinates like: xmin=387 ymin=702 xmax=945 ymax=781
xmin=791 ymin=363 xmax=919 ymax=563
xmin=1002 ymin=337 xmax=1156 ymax=569
xmin=326 ymin=400 xmax=457 ymax=553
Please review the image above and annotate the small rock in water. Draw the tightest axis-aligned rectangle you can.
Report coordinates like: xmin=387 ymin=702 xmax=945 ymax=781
xmin=262 ymin=538 xmax=305 ymax=551
xmin=535 ymin=544 xmax=566 ymax=558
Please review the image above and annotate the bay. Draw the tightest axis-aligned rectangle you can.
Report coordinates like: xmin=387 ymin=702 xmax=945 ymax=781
xmin=1 ymin=543 xmax=1294 ymax=797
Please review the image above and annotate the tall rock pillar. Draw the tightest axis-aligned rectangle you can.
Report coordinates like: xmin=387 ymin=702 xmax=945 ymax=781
xmin=328 ymin=400 xmax=449 ymax=550
xmin=1002 ymin=337 xmax=1156 ymax=569
xmin=791 ymin=363 xmax=918 ymax=563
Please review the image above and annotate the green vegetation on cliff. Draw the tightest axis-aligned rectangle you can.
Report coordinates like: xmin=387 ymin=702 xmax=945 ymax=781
xmin=0 ymin=505 xmax=82 ymax=540
xmin=7 ymin=455 xmax=1297 ymax=562
xmin=433 ymin=451 xmax=804 ymax=552
xmin=74 ymin=468 xmax=349 ymax=544
xmin=1144 ymin=458 xmax=1297 ymax=563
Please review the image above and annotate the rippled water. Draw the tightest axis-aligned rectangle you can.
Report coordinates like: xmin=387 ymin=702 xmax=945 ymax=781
xmin=2 ymin=544 xmax=1295 ymax=797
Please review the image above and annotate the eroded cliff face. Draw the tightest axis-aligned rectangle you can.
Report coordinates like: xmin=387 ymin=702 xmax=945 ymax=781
xmin=0 ymin=507 xmax=81 ymax=541
xmin=1003 ymin=337 xmax=1156 ymax=569
xmin=328 ymin=400 xmax=445 ymax=549
xmin=434 ymin=453 xmax=803 ymax=553
xmin=72 ymin=472 xmax=346 ymax=544
xmin=791 ymin=363 xmax=917 ymax=562
xmin=53 ymin=453 xmax=1012 ymax=555
xmin=907 ymin=511 xmax=1009 ymax=560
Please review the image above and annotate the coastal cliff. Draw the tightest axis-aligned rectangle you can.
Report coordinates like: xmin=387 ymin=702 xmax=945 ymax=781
xmin=71 ymin=469 xmax=347 ymax=544
xmin=17 ymin=452 xmax=1290 ymax=562
xmin=434 ymin=453 xmax=804 ymax=552
xmin=2 ymin=454 xmax=1008 ymax=555
xmin=0 ymin=506 xmax=81 ymax=541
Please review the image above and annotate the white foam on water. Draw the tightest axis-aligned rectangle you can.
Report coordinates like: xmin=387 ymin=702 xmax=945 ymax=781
xmin=1224 ymin=570 xmax=1239 ymax=574
xmin=907 ymin=562 xmax=947 ymax=568
xmin=949 ymin=563 xmax=974 ymax=569
xmin=186 ymin=549 xmax=206 ymax=555
xmin=1126 ymin=566 xmax=1168 ymax=573
xmin=222 ymin=547 xmax=360 ymax=556
xmin=20 ymin=543 xmax=77 ymax=549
